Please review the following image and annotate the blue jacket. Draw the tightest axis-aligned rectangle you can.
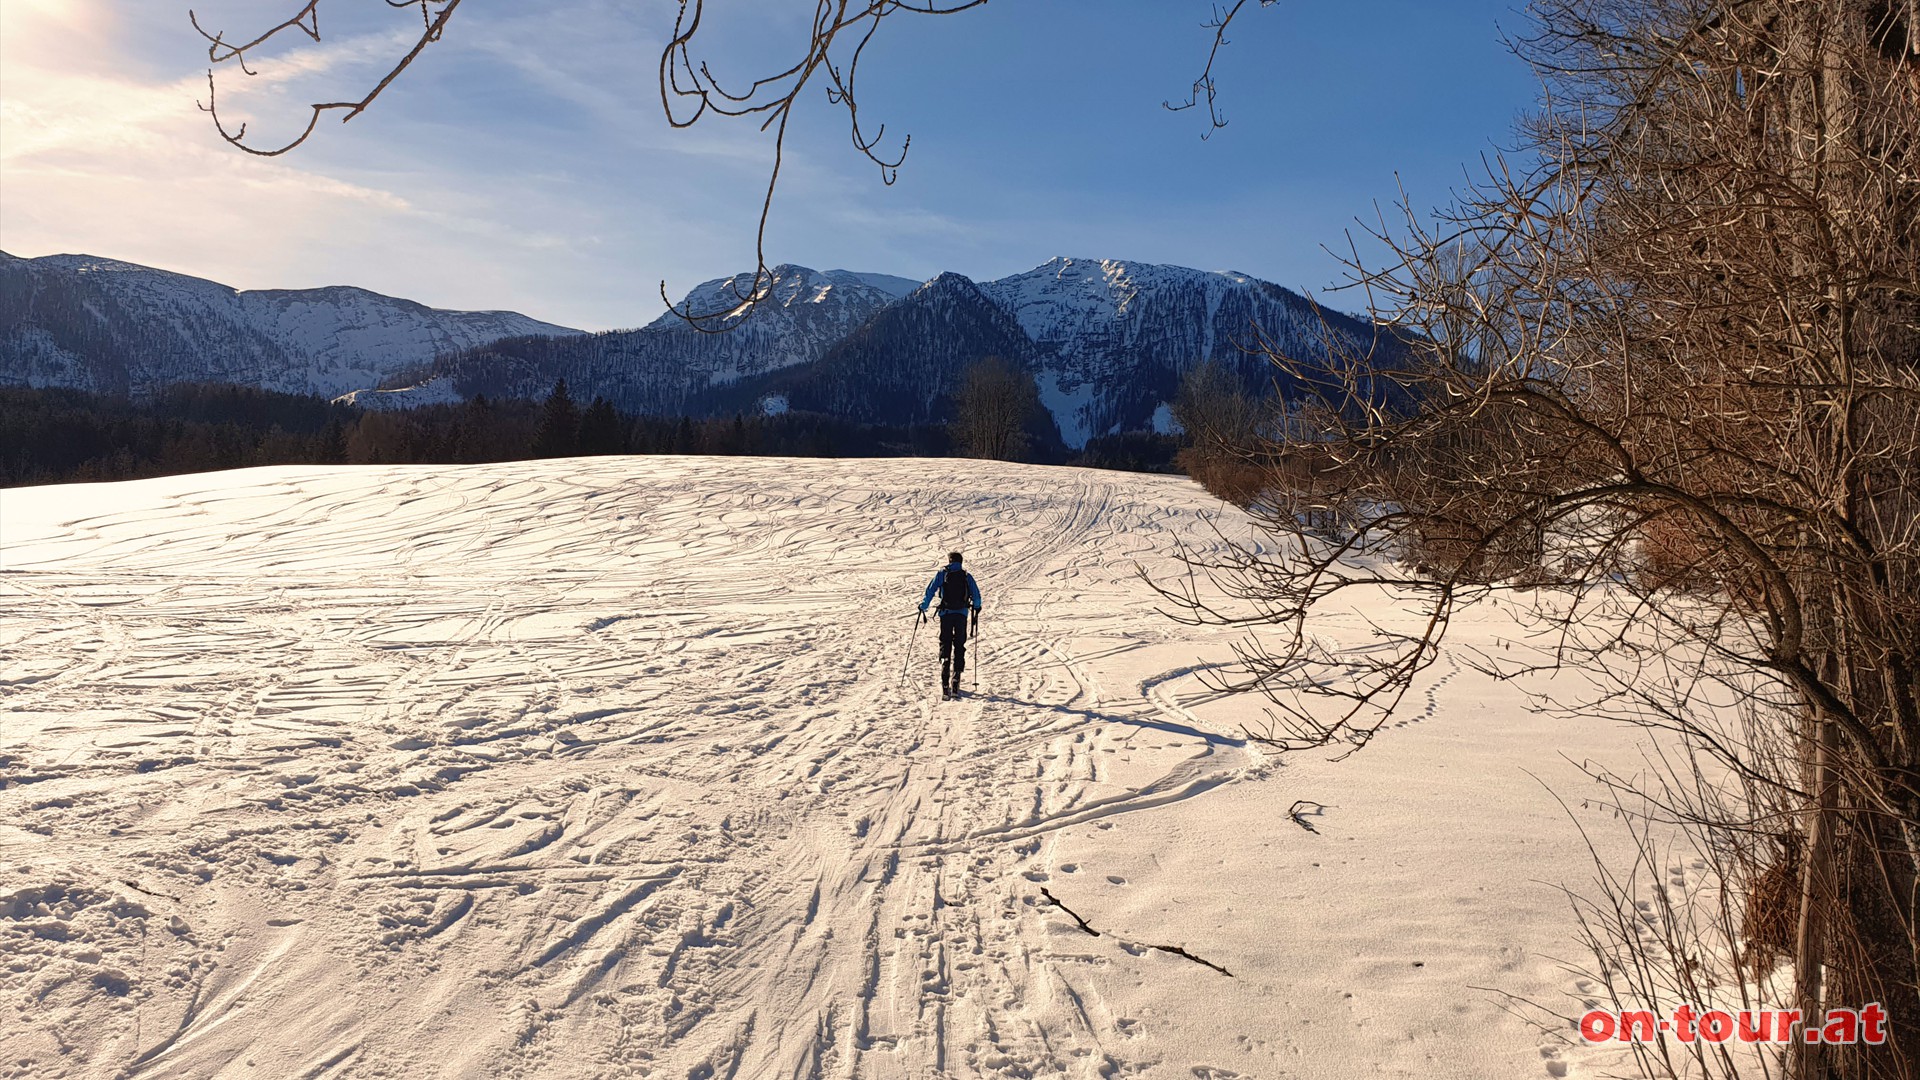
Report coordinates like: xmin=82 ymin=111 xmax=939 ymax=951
xmin=920 ymin=563 xmax=981 ymax=614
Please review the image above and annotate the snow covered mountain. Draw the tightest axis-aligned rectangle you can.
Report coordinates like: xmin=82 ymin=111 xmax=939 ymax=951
xmin=639 ymin=264 xmax=918 ymax=383
xmin=978 ymin=257 xmax=1388 ymax=445
xmin=436 ymin=264 xmax=917 ymax=413
xmin=435 ymin=257 xmax=1390 ymax=446
xmin=0 ymin=252 xmax=578 ymax=398
xmin=3 ymin=250 xmax=1393 ymax=447
xmin=747 ymin=272 xmax=1048 ymax=426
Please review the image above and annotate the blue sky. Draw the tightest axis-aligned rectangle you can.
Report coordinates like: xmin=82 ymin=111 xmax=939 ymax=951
xmin=0 ymin=2 xmax=1538 ymax=331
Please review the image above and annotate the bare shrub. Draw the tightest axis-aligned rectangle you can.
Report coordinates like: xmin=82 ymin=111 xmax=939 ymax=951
xmin=1160 ymin=4 xmax=1919 ymax=1076
xmin=1742 ymin=833 xmax=1805 ymax=984
xmin=950 ymin=356 xmax=1040 ymax=462
xmin=1174 ymin=446 xmax=1271 ymax=507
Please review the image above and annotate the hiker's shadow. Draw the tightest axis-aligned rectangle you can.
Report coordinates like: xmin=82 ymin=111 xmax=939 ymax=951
xmin=964 ymin=693 xmax=1246 ymax=749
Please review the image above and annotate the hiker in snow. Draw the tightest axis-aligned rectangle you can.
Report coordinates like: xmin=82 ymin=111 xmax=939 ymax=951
xmin=918 ymin=552 xmax=981 ymax=699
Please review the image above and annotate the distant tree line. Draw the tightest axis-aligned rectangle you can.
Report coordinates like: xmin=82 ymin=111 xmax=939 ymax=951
xmin=0 ymin=383 xmax=356 ymax=487
xmin=0 ymin=377 xmax=1185 ymax=488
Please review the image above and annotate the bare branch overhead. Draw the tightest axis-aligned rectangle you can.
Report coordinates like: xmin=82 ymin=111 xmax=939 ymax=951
xmin=193 ymin=1 xmax=1279 ymax=328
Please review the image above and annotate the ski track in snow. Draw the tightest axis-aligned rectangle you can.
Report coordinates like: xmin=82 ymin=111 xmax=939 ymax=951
xmin=0 ymin=457 xmax=1298 ymax=1079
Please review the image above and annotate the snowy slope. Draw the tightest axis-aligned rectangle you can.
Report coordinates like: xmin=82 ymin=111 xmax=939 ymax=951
xmin=0 ymin=458 xmax=1652 ymax=1079
xmin=0 ymin=252 xmax=579 ymax=398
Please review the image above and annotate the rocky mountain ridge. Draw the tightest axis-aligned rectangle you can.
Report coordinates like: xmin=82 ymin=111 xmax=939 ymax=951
xmin=0 ymin=251 xmax=578 ymax=399
xmin=437 ymin=257 xmax=1390 ymax=447
xmin=2 ymin=252 xmax=1393 ymax=448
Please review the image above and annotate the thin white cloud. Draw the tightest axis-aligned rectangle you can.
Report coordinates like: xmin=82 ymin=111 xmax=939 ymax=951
xmin=0 ymin=1 xmax=989 ymax=329
xmin=1 ymin=23 xmax=421 ymax=251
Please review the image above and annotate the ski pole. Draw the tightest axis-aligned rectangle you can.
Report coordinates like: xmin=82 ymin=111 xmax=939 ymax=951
xmin=972 ymin=610 xmax=980 ymax=693
xmin=902 ymin=610 xmax=923 ymax=683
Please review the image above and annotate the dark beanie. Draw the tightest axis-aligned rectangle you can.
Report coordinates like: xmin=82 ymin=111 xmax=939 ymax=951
xmin=948 ymin=551 xmax=963 ymax=563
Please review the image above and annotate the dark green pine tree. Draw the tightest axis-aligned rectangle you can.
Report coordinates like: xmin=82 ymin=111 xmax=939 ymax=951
xmin=718 ymin=414 xmax=749 ymax=455
xmin=531 ymin=379 xmax=580 ymax=458
xmin=577 ymin=396 xmax=624 ymax=455
xmin=450 ymin=395 xmax=492 ymax=463
xmin=318 ymin=418 xmax=348 ymax=464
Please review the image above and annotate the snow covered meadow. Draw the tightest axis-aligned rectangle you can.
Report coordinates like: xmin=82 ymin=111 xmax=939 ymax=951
xmin=0 ymin=457 xmax=1657 ymax=1078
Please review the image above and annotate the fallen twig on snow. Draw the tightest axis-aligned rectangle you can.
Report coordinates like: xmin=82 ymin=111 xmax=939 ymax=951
xmin=1038 ymin=887 xmax=1234 ymax=976
xmin=1288 ymin=799 xmax=1328 ymax=834
xmin=1039 ymin=886 xmax=1099 ymax=936
xmin=1147 ymin=942 xmax=1235 ymax=977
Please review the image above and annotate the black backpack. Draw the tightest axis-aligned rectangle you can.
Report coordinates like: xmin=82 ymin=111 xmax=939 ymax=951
xmin=940 ymin=567 xmax=969 ymax=610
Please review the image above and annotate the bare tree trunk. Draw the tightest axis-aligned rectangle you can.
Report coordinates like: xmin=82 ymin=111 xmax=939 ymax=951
xmin=951 ymin=356 xmax=1039 ymax=461
xmin=1794 ymin=692 xmax=1841 ymax=1075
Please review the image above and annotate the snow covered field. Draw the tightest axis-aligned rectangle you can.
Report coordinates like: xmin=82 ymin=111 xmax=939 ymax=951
xmin=0 ymin=457 xmax=1653 ymax=1079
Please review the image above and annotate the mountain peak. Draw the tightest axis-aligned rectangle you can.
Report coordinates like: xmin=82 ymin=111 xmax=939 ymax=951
xmin=1027 ymin=255 xmax=1252 ymax=285
xmin=650 ymin=263 xmax=911 ymax=332
xmin=822 ymin=269 xmax=924 ymax=298
xmin=916 ymin=270 xmax=982 ymax=293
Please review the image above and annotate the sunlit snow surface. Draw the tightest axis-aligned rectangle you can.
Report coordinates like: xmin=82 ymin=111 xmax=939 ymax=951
xmin=0 ymin=458 xmax=1646 ymax=1078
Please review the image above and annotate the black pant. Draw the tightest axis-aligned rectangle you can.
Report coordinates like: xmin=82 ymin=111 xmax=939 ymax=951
xmin=937 ymin=611 xmax=970 ymax=686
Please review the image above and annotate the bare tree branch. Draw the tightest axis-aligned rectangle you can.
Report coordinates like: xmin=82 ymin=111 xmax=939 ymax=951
xmin=1152 ymin=3 xmax=1919 ymax=1071
xmin=1163 ymin=0 xmax=1278 ymax=137
xmin=195 ymin=1 xmax=1279 ymax=328
xmin=194 ymin=0 xmax=462 ymax=157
